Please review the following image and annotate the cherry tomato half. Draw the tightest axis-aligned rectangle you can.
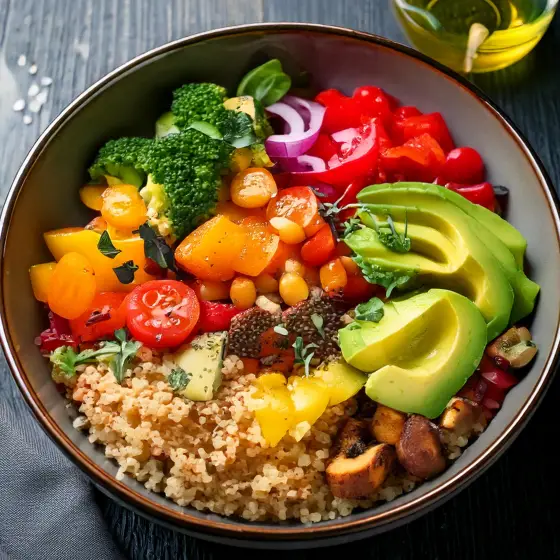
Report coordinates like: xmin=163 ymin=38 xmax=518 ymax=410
xmin=266 ymin=186 xmax=320 ymax=230
xmin=440 ymin=147 xmax=485 ymax=185
xmin=126 ymin=280 xmax=200 ymax=348
xmin=70 ymin=292 xmax=128 ymax=342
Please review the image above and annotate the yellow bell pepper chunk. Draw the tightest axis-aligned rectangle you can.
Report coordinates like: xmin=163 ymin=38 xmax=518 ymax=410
xmin=29 ymin=262 xmax=57 ymax=302
xmin=44 ymin=227 xmax=155 ymax=292
xmin=253 ymin=374 xmax=294 ymax=447
xmin=312 ymin=360 xmax=367 ymax=406
xmin=288 ymin=376 xmax=330 ymax=442
xmin=79 ymin=185 xmax=106 ymax=211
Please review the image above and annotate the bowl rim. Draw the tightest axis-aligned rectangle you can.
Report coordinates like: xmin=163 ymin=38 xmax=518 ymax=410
xmin=1 ymin=22 xmax=560 ymax=542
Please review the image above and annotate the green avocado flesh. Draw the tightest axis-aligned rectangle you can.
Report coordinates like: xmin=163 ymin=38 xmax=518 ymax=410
xmin=339 ymin=289 xmax=487 ymax=418
xmin=348 ymin=182 xmax=539 ymax=340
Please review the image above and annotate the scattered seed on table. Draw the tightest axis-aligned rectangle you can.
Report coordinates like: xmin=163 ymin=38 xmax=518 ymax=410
xmin=40 ymin=77 xmax=53 ymax=87
xmin=28 ymin=64 xmax=38 ymax=75
xmin=28 ymin=83 xmax=39 ymax=97
xmin=23 ymin=115 xmax=33 ymax=125
xmin=12 ymin=99 xmax=25 ymax=112
xmin=17 ymin=54 xmax=26 ymax=67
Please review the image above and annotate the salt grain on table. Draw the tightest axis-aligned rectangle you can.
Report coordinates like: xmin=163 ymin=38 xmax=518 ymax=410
xmin=23 ymin=115 xmax=33 ymax=125
xmin=28 ymin=64 xmax=38 ymax=75
xmin=12 ymin=99 xmax=25 ymax=112
xmin=17 ymin=54 xmax=26 ymax=67
xmin=40 ymin=77 xmax=53 ymax=87
xmin=28 ymin=83 xmax=40 ymax=98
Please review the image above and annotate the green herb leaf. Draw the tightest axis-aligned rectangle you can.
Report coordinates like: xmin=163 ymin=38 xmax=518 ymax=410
xmin=49 ymin=341 xmax=121 ymax=378
xmin=187 ymin=121 xmax=223 ymax=139
xmin=292 ymin=337 xmax=318 ymax=378
xmin=113 ymin=260 xmax=139 ymax=284
xmin=310 ymin=313 xmax=325 ymax=339
xmin=354 ymin=256 xmax=415 ymax=297
xmin=348 ymin=323 xmax=362 ymax=331
xmin=97 ymin=230 xmax=121 ymax=259
xmin=109 ymin=329 xmax=141 ymax=383
xmin=273 ymin=325 xmax=289 ymax=336
xmin=355 ymin=297 xmax=385 ymax=323
xmin=167 ymin=367 xmax=192 ymax=392
xmin=236 ymin=59 xmax=291 ymax=106
xmin=302 ymin=352 xmax=315 ymax=378
xmin=341 ymin=217 xmax=362 ymax=238
xmin=221 ymin=111 xmax=257 ymax=148
xmin=375 ymin=214 xmax=411 ymax=254
xmin=135 ymin=222 xmax=176 ymax=271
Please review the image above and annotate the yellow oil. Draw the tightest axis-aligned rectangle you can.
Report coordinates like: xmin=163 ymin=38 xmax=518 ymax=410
xmin=393 ymin=0 xmax=557 ymax=72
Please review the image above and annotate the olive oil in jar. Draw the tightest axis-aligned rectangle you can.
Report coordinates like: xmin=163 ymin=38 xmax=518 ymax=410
xmin=393 ymin=0 xmax=558 ymax=72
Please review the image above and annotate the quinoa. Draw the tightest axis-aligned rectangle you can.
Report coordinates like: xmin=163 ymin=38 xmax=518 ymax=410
xmin=69 ymin=356 xmax=485 ymax=523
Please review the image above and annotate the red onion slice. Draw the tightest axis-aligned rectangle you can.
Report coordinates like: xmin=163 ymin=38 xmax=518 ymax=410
xmin=265 ymin=95 xmax=326 ymax=158
xmin=281 ymin=155 xmax=327 ymax=173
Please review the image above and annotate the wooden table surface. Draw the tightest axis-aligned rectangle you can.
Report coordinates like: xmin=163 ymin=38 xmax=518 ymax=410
xmin=1 ymin=1 xmax=559 ymax=558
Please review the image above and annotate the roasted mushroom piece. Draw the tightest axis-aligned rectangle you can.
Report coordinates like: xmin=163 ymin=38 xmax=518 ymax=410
xmin=439 ymin=397 xmax=486 ymax=438
xmin=396 ymin=415 xmax=446 ymax=480
xmin=371 ymin=405 xmax=407 ymax=445
xmin=326 ymin=418 xmax=396 ymax=499
xmin=487 ymin=326 xmax=537 ymax=369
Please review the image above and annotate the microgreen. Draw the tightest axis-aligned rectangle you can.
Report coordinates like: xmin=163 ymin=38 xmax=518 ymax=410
xmin=355 ymin=297 xmax=385 ymax=323
xmin=293 ymin=336 xmax=318 ymax=377
xmin=310 ymin=314 xmax=325 ymax=339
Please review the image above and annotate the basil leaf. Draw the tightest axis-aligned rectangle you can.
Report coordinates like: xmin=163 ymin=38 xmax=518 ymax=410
xmin=136 ymin=222 xmax=176 ymax=271
xmin=168 ymin=367 xmax=192 ymax=392
xmin=221 ymin=112 xmax=257 ymax=148
xmin=355 ymin=297 xmax=385 ymax=323
xmin=97 ymin=230 xmax=121 ymax=259
xmin=236 ymin=59 xmax=291 ymax=106
xmin=113 ymin=260 xmax=138 ymax=284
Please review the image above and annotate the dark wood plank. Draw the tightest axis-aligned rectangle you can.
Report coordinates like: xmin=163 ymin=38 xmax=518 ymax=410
xmin=1 ymin=1 xmax=559 ymax=559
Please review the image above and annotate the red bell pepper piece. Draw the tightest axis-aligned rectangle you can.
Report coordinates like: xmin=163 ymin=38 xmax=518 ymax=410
xmin=315 ymin=89 xmax=364 ymax=133
xmin=301 ymin=224 xmax=336 ymax=267
xmin=352 ymin=86 xmax=393 ymax=125
xmin=440 ymin=147 xmax=485 ymax=184
xmin=381 ymin=133 xmax=445 ymax=182
xmin=392 ymin=112 xmax=455 ymax=153
xmin=393 ymin=106 xmax=422 ymax=120
xmin=197 ymin=301 xmax=241 ymax=333
xmin=445 ymin=182 xmax=496 ymax=211
xmin=292 ymin=119 xmax=380 ymax=189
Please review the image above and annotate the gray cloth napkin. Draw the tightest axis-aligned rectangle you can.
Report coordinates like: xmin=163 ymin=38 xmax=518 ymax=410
xmin=0 ymin=390 xmax=123 ymax=560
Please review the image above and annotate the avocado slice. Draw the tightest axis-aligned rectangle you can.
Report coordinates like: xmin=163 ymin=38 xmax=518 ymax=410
xmin=346 ymin=196 xmax=514 ymax=341
xmin=360 ymin=182 xmax=527 ymax=267
xmin=168 ymin=331 xmax=227 ymax=401
xmin=357 ymin=182 xmax=539 ymax=323
xmin=339 ymin=289 xmax=487 ymax=418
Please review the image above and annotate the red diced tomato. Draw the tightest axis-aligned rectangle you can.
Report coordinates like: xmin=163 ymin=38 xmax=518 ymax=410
xmin=301 ymin=224 xmax=336 ymax=267
xmin=393 ymin=106 xmax=422 ymax=120
xmin=352 ymin=86 xmax=393 ymax=125
xmin=381 ymin=133 xmax=445 ymax=182
xmin=70 ymin=292 xmax=128 ymax=342
xmin=343 ymin=275 xmax=377 ymax=301
xmin=315 ymin=89 xmax=364 ymax=133
xmin=445 ymin=182 xmax=496 ymax=211
xmin=440 ymin=147 xmax=485 ymax=184
xmin=197 ymin=301 xmax=241 ymax=333
xmin=392 ymin=112 xmax=454 ymax=153
xmin=306 ymin=133 xmax=339 ymax=161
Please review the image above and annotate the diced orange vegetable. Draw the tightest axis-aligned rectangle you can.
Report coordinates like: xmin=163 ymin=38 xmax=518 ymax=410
xmin=29 ymin=262 xmax=57 ymax=302
xmin=340 ymin=256 xmax=360 ymax=276
xmin=175 ymin=215 xmax=245 ymax=281
xmin=44 ymin=227 xmax=155 ymax=292
xmin=303 ymin=214 xmax=326 ymax=238
xmin=266 ymin=187 xmax=321 ymax=230
xmin=215 ymin=201 xmax=266 ymax=224
xmin=230 ymin=277 xmax=257 ymax=310
xmin=193 ymin=279 xmax=230 ymax=301
xmin=320 ymin=258 xmax=348 ymax=294
xmin=231 ymin=168 xmax=277 ymax=208
xmin=101 ymin=184 xmax=147 ymax=230
xmin=264 ymin=241 xmax=301 ymax=276
xmin=79 ymin=185 xmax=106 ymax=211
xmin=234 ymin=217 xmax=280 ymax=277
xmin=47 ymin=252 xmax=96 ymax=319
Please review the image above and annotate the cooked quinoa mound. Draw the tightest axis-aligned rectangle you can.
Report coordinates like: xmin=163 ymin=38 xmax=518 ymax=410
xmin=70 ymin=355 xmax=425 ymax=523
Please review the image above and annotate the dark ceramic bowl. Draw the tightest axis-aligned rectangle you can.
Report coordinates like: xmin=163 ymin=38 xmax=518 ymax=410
xmin=1 ymin=23 xmax=559 ymax=549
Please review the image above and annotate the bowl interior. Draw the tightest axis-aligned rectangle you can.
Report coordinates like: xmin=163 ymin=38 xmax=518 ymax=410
xmin=2 ymin=26 xmax=559 ymax=542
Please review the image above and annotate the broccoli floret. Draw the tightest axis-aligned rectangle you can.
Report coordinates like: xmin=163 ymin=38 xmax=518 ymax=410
xmin=170 ymin=83 xmax=229 ymax=129
xmin=143 ymin=130 xmax=234 ymax=239
xmin=88 ymin=137 xmax=151 ymax=187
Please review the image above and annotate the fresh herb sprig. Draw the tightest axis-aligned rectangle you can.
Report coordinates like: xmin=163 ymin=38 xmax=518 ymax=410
xmin=376 ymin=214 xmax=411 ymax=253
xmin=355 ymin=297 xmax=385 ymax=323
xmin=354 ymin=255 xmax=415 ymax=297
xmin=135 ymin=222 xmax=176 ymax=271
xmin=110 ymin=329 xmax=142 ymax=383
xmin=167 ymin=367 xmax=192 ymax=392
xmin=293 ymin=336 xmax=318 ymax=377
